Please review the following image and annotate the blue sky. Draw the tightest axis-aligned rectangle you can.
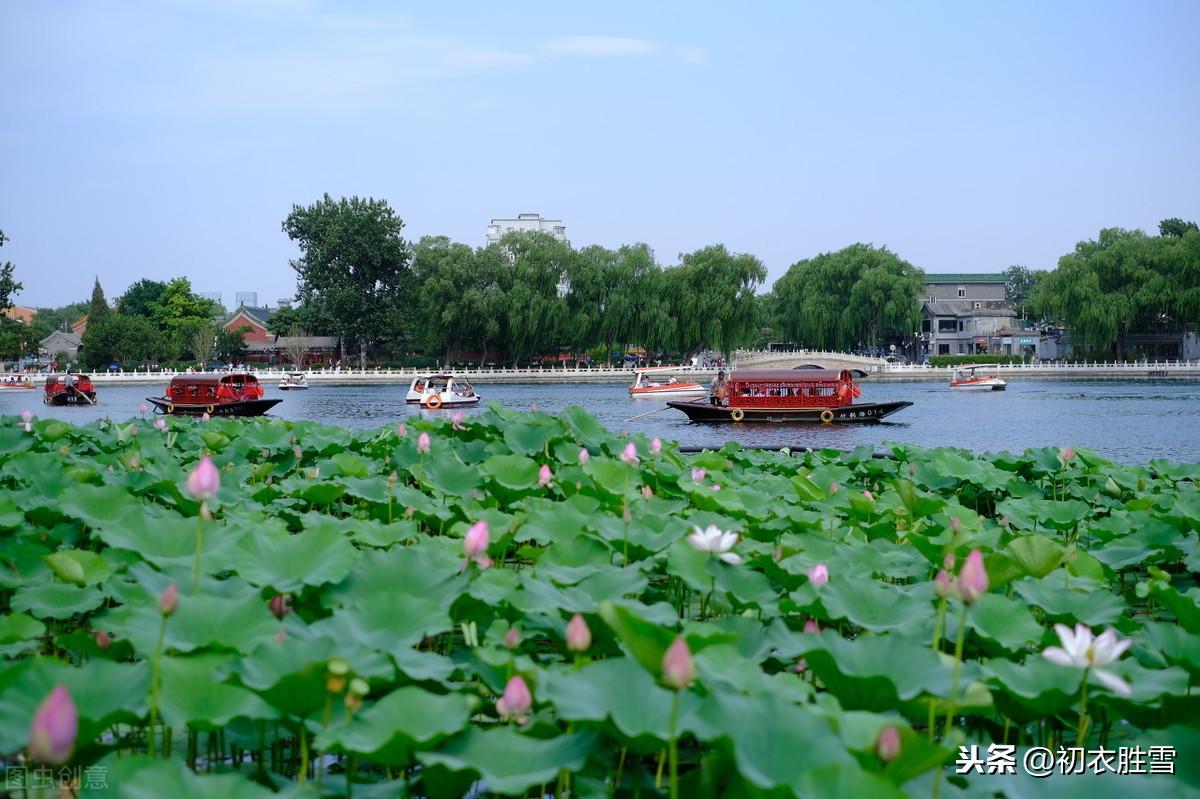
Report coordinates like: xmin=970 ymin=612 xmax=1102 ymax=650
xmin=1 ymin=0 xmax=1197 ymax=309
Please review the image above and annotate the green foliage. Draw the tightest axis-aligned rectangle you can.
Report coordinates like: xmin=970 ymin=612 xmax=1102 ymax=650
xmin=0 ymin=318 xmax=37 ymax=360
xmin=413 ymin=236 xmax=506 ymax=365
xmin=80 ymin=313 xmax=158 ymax=368
xmin=283 ymin=194 xmax=413 ymax=368
xmin=1158 ymin=218 xmax=1199 ymax=238
xmin=116 ymin=279 xmax=168 ymax=318
xmin=0 ymin=229 xmax=23 ymax=312
xmin=30 ymin=300 xmax=88 ymax=341
xmin=1 ymin=409 xmax=1196 ymax=795
xmin=1002 ymin=265 xmax=1046 ymax=319
xmin=215 ymin=325 xmax=249 ymax=364
xmin=929 ymin=354 xmax=1030 ymax=367
xmin=772 ymin=244 xmax=923 ymax=350
xmin=88 ymin=278 xmax=110 ymax=323
xmin=667 ymin=244 xmax=766 ymax=358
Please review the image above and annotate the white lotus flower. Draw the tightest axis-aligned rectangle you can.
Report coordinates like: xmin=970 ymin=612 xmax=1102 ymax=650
xmin=687 ymin=524 xmax=741 ymax=565
xmin=1042 ymin=623 xmax=1132 ymax=696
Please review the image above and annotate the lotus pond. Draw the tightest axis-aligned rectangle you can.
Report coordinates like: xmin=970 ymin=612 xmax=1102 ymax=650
xmin=0 ymin=407 xmax=1197 ymax=798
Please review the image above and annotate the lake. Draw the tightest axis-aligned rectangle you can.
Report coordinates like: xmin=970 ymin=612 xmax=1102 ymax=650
xmin=4 ymin=379 xmax=1198 ymax=463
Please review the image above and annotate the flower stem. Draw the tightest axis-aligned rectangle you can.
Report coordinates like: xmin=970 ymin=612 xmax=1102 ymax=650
xmin=193 ymin=505 xmax=205 ymax=595
xmin=148 ymin=615 xmax=167 ymax=757
xmin=940 ymin=602 xmax=969 ymax=739
xmin=929 ymin=592 xmax=949 ymax=739
xmin=668 ymin=691 xmax=680 ymax=799
xmin=1076 ymin=670 xmax=1089 ymax=746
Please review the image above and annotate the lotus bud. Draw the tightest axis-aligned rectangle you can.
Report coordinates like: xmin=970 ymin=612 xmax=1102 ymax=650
xmin=155 ymin=418 xmax=167 ymax=431
xmin=650 ymin=437 xmax=662 ymax=455
xmin=620 ymin=442 xmax=638 ymax=464
xmin=159 ymin=582 xmax=179 ymax=616
xmin=186 ymin=456 xmax=220 ymax=500
xmin=808 ymin=563 xmax=829 ymax=587
xmin=94 ymin=630 xmax=111 ymax=650
xmin=803 ymin=619 xmax=821 ymax=634
xmin=622 ymin=507 xmax=632 ymax=523
xmin=28 ymin=685 xmax=77 ymax=765
xmin=662 ymin=636 xmax=695 ymax=691
xmin=397 ymin=423 xmax=407 ymax=438
xmin=293 ymin=445 xmax=303 ymax=459
xmin=405 ymin=505 xmax=414 ymax=518
xmin=504 ymin=626 xmax=521 ymax=650
xmin=566 ymin=614 xmax=591 ymax=653
xmin=200 ymin=412 xmax=210 ymax=421
xmin=691 ymin=468 xmax=706 ymax=482
xmin=793 ymin=658 xmax=808 ymax=673
xmin=934 ymin=569 xmax=953 ymax=598
xmin=711 ymin=484 xmax=721 ymax=491
xmin=21 ymin=410 xmax=32 ymax=423
xmin=956 ymin=549 xmax=989 ymax=604
xmin=417 ymin=432 xmax=430 ymax=454
xmin=496 ymin=675 xmax=532 ymax=722
xmin=538 ymin=464 xmax=553 ymax=488
xmin=269 ymin=594 xmax=292 ymax=620
xmin=1060 ymin=446 xmax=1076 ymax=464
xmin=139 ymin=403 xmax=149 ymax=415
xmin=943 ymin=553 xmax=955 ymax=570
xmin=451 ymin=412 xmax=465 ymax=430
xmin=642 ymin=485 xmax=653 ymax=499
xmin=578 ymin=447 xmax=590 ymax=464
xmin=876 ymin=725 xmax=901 ymax=763
xmin=465 ymin=521 xmax=489 ymax=557
xmin=863 ymin=489 xmax=874 ymax=501
xmin=950 ymin=517 xmax=962 ymax=533
xmin=828 ymin=482 xmax=840 ymax=495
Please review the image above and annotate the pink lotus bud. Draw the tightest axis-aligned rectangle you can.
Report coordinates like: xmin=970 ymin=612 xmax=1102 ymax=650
xmin=200 ymin=412 xmax=210 ymax=421
xmin=21 ymin=410 xmax=32 ymax=423
xmin=155 ymin=418 xmax=167 ymax=431
xmin=451 ymin=412 xmax=465 ymax=430
xmin=496 ymin=675 xmax=532 ymax=721
xmin=793 ymin=658 xmax=808 ymax=673
xmin=808 ymin=563 xmax=829 ymax=587
xmin=269 ymin=594 xmax=292 ymax=620
xmin=710 ymin=484 xmax=721 ymax=491
xmin=828 ymin=482 xmax=840 ymax=495
xmin=642 ymin=485 xmax=653 ymax=499
xmin=943 ymin=553 xmax=955 ymax=570
xmin=28 ymin=685 xmax=77 ymax=765
xmin=862 ymin=490 xmax=874 ymax=501
xmin=622 ymin=507 xmax=632 ymax=523
xmin=417 ymin=432 xmax=431 ymax=454
xmin=934 ymin=569 xmax=953 ymax=599
xmin=186 ymin=456 xmax=220 ymax=500
xmin=159 ymin=582 xmax=179 ymax=616
xmin=139 ymin=403 xmax=149 ymax=415
xmin=566 ymin=614 xmax=592 ymax=653
xmin=1060 ymin=446 xmax=1076 ymax=464
xmin=538 ymin=464 xmax=552 ymax=488
xmin=691 ymin=468 xmax=706 ymax=482
xmin=94 ymin=630 xmax=111 ymax=650
xmin=876 ymin=725 xmax=901 ymax=762
xmin=950 ymin=517 xmax=962 ymax=533
xmin=404 ymin=505 xmax=414 ymax=518
xmin=578 ymin=447 xmax=589 ymax=464
xmin=620 ymin=442 xmax=638 ymax=464
xmin=504 ymin=626 xmax=521 ymax=650
xmin=397 ymin=423 xmax=407 ymax=438
xmin=650 ymin=437 xmax=662 ymax=454
xmin=662 ymin=636 xmax=695 ymax=690
xmin=803 ymin=619 xmax=821 ymax=634
xmin=465 ymin=521 xmax=489 ymax=557
xmin=956 ymin=549 xmax=989 ymax=604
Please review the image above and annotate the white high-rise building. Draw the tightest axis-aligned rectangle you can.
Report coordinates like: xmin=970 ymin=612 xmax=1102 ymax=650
xmin=486 ymin=213 xmax=567 ymax=246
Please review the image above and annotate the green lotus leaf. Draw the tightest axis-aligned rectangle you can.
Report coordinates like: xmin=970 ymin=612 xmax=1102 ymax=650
xmin=965 ymin=592 xmax=1045 ymax=653
xmin=1011 ymin=575 xmax=1126 ymax=626
xmin=11 ymin=582 xmax=105 ymax=620
xmin=158 ymin=654 xmax=278 ymax=728
xmin=1004 ymin=535 xmax=1066 ymax=578
xmin=0 ymin=611 xmax=46 ymax=643
xmin=817 ymin=577 xmax=934 ymax=635
xmin=316 ymin=685 xmax=471 ymax=763
xmin=230 ymin=523 xmax=358 ymax=592
xmin=481 ymin=453 xmax=540 ymax=491
xmin=80 ymin=755 xmax=277 ymax=799
xmin=788 ymin=631 xmax=952 ymax=710
xmin=418 ymin=728 xmax=597 ymax=796
xmin=43 ymin=549 xmax=112 ymax=586
xmin=102 ymin=591 xmax=278 ymax=656
xmin=423 ymin=454 xmax=480 ymax=496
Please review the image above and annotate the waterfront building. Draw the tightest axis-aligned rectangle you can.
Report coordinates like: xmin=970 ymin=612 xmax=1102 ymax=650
xmin=486 ymin=213 xmax=568 ymax=246
xmin=224 ymin=303 xmax=339 ymax=365
xmin=2 ymin=305 xmax=37 ymax=325
xmin=223 ymin=304 xmax=275 ymax=345
xmin=39 ymin=330 xmax=82 ymax=362
xmin=919 ymin=274 xmax=1018 ymax=357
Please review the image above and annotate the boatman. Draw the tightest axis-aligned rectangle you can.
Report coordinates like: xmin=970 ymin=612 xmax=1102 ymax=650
xmin=709 ymin=370 xmax=728 ymax=406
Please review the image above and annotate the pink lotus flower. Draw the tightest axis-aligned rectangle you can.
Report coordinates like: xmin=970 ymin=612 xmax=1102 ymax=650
xmin=139 ymin=403 xmax=149 ymax=415
xmin=21 ymin=410 xmax=32 ymax=423
xmin=642 ymin=485 xmax=653 ymax=499
xmin=620 ymin=442 xmax=638 ymax=464
xmin=876 ymin=725 xmax=901 ymax=762
xmin=803 ymin=618 xmax=821 ymax=634
xmin=397 ymin=423 xmax=407 ymax=438
xmin=186 ymin=456 xmax=220 ymax=500
xmin=417 ymin=432 xmax=431 ymax=454
xmin=793 ymin=659 xmax=808 ymax=673
xmin=504 ymin=626 xmax=521 ymax=650
xmin=159 ymin=582 xmax=179 ymax=616
xmin=650 ymin=437 xmax=662 ymax=454
xmin=956 ymin=549 xmax=988 ymax=604
xmin=934 ymin=569 xmax=953 ymax=599
xmin=566 ymin=614 xmax=592 ymax=653
xmin=662 ymin=636 xmax=695 ymax=690
xmin=28 ymin=685 xmax=77 ymax=765
xmin=94 ymin=630 xmax=111 ymax=650
xmin=578 ymin=447 xmax=589 ymax=464
xmin=200 ymin=412 xmax=210 ymax=421
xmin=538 ymin=464 xmax=553 ymax=488
xmin=1043 ymin=623 xmax=1131 ymax=695
xmin=451 ymin=412 xmax=465 ymax=430
xmin=691 ymin=468 xmax=706 ymax=482
xmin=863 ymin=490 xmax=874 ymax=501
xmin=155 ymin=418 xmax=167 ymax=431
xmin=461 ymin=521 xmax=492 ymax=570
xmin=269 ymin=594 xmax=292 ymax=620
xmin=950 ymin=517 xmax=962 ymax=533
xmin=496 ymin=675 xmax=532 ymax=723
xmin=808 ymin=563 xmax=829 ymax=587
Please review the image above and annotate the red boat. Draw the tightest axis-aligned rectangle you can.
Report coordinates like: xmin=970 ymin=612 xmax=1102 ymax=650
xmin=147 ymin=373 xmax=281 ymax=417
xmin=44 ymin=373 xmax=97 ymax=406
xmin=667 ymin=369 xmax=912 ymax=423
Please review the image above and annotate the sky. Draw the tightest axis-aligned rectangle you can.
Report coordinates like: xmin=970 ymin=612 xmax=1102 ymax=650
xmin=1 ymin=0 xmax=1198 ymax=310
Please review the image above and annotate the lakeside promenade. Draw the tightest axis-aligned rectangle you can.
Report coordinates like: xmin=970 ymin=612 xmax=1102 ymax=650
xmin=27 ymin=355 xmax=1200 ymax=386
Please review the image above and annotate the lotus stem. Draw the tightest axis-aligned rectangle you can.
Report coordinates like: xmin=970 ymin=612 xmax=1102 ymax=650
xmin=148 ymin=614 xmax=167 ymax=757
xmin=298 ymin=722 xmax=308 ymax=783
xmin=1076 ymin=670 xmax=1089 ymax=746
xmin=668 ymin=691 xmax=680 ymax=799
xmin=193 ymin=505 xmax=205 ymax=595
xmin=941 ymin=602 xmax=969 ymax=738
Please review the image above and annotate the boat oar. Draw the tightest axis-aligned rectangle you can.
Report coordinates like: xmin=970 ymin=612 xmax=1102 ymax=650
xmin=70 ymin=383 xmax=96 ymax=405
xmin=625 ymin=405 xmax=672 ymax=422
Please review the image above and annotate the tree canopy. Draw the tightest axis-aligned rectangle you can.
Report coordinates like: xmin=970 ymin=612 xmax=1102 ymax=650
xmin=116 ymin=279 xmax=168 ymax=318
xmin=1002 ymin=265 xmax=1046 ymax=320
xmin=0 ymin=229 xmax=22 ymax=312
xmin=88 ymin=278 xmax=110 ymax=323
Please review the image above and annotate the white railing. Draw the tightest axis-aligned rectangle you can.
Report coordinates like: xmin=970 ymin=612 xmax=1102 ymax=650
xmin=883 ymin=360 xmax=1200 ymax=373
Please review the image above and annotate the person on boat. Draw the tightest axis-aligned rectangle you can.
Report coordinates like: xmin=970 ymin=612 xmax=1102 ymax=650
xmin=709 ymin=370 xmax=728 ymax=406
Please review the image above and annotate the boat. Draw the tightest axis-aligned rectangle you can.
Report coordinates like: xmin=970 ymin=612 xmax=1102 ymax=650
xmin=628 ymin=368 xmax=707 ymax=398
xmin=43 ymin=373 xmax=97 ymax=406
xmin=1 ymin=376 xmax=36 ymax=390
xmin=949 ymin=365 xmax=1007 ymax=391
xmin=146 ymin=373 xmax=282 ymax=417
xmin=278 ymin=371 xmax=309 ymax=390
xmin=406 ymin=374 xmax=481 ymax=408
xmin=666 ymin=369 xmax=912 ymax=423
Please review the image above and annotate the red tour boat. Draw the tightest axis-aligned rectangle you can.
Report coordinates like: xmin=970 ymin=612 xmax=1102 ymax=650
xmin=44 ymin=373 xmax=97 ymax=406
xmin=147 ymin=373 xmax=282 ymax=417
xmin=667 ymin=369 xmax=912 ymax=423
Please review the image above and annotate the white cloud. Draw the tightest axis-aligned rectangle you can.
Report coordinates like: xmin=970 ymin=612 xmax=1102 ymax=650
xmin=542 ymin=36 xmax=661 ymax=57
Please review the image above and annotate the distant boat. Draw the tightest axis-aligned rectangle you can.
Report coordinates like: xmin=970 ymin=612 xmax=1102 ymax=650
xmin=406 ymin=374 xmax=481 ymax=409
xmin=1 ymin=376 xmax=36 ymax=390
xmin=949 ymin=365 xmax=1007 ymax=391
xmin=44 ymin=373 xmax=97 ymax=406
xmin=667 ymin=369 xmax=911 ymax=423
xmin=147 ymin=373 xmax=282 ymax=417
xmin=628 ymin=368 xmax=706 ymax=399
xmin=278 ymin=372 xmax=309 ymax=390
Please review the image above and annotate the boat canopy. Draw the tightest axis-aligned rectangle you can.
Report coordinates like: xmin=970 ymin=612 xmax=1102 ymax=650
xmin=729 ymin=369 xmax=853 ymax=383
xmin=168 ymin=373 xmax=261 ymax=387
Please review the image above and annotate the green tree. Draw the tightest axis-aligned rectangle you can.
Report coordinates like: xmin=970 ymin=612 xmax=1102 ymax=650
xmin=498 ymin=231 xmax=571 ymax=366
xmin=31 ymin=300 xmax=88 ymax=341
xmin=666 ymin=244 xmax=766 ymax=359
xmin=116 ymin=279 xmax=168 ymax=317
xmin=1159 ymin=218 xmax=1199 ymax=238
xmin=0 ymin=319 xmax=36 ymax=361
xmin=89 ymin=278 xmax=110 ymax=322
xmin=0 ymin=230 xmax=22 ymax=312
xmin=413 ymin=236 xmax=485 ymax=364
xmin=283 ymin=194 xmax=413 ymax=369
xmin=1003 ymin=265 xmax=1045 ymax=319
xmin=81 ymin=314 xmax=155 ymax=369
xmin=216 ymin=325 xmax=250 ymax=364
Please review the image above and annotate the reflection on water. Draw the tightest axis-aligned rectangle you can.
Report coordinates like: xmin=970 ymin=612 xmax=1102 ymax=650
xmin=3 ymin=379 xmax=1198 ymax=464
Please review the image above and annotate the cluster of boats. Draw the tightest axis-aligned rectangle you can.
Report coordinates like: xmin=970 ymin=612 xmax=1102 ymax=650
xmin=16 ymin=363 xmax=1008 ymax=423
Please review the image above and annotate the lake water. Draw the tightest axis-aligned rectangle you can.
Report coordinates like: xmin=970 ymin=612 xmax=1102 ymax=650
xmin=4 ymin=379 xmax=1198 ymax=464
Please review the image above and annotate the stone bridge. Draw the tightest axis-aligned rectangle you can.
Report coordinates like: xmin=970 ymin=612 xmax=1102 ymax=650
xmin=732 ymin=349 xmax=888 ymax=373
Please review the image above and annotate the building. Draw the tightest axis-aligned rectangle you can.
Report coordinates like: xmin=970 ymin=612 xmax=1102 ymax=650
xmin=223 ymin=303 xmax=338 ymax=365
xmin=223 ymin=305 xmax=275 ymax=345
xmin=71 ymin=316 xmax=88 ymax=335
xmin=486 ymin=213 xmax=567 ymax=246
xmin=919 ymin=274 xmax=1020 ymax=357
xmin=40 ymin=330 xmax=82 ymax=362
xmin=235 ymin=291 xmax=258 ymax=308
xmin=2 ymin=305 xmax=37 ymax=325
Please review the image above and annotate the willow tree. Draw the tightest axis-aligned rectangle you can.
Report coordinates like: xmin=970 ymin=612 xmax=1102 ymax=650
xmin=667 ymin=245 xmax=766 ymax=359
xmin=499 ymin=231 xmax=571 ymax=365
